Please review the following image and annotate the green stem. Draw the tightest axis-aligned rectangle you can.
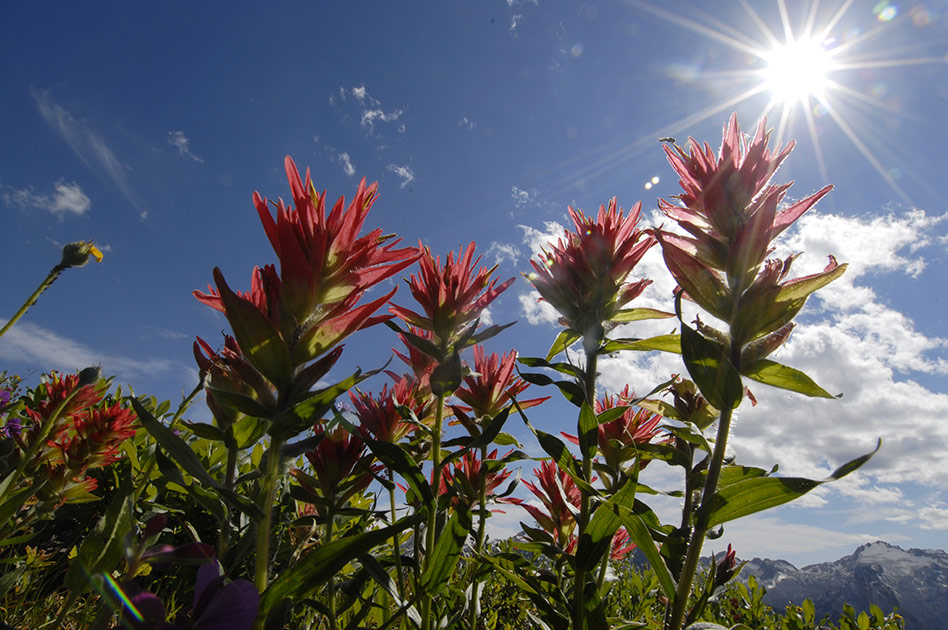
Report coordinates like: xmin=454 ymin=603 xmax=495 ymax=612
xmin=326 ymin=502 xmax=338 ymax=630
xmin=0 ymin=264 xmax=66 ymax=341
xmin=219 ymin=447 xmax=238 ymax=558
xmin=468 ymin=444 xmax=490 ymax=630
xmin=666 ymin=341 xmax=739 ymax=630
xmin=572 ymin=349 xmax=598 ymax=630
xmin=389 ymin=472 xmax=406 ymax=628
xmin=254 ymin=436 xmax=284 ymax=596
xmin=420 ymin=391 xmax=446 ymax=630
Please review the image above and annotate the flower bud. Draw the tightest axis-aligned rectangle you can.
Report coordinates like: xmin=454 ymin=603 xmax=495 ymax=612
xmin=77 ymin=365 xmax=103 ymax=388
xmin=60 ymin=241 xmax=104 ymax=268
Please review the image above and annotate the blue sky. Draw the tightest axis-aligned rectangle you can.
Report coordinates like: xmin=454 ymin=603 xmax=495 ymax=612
xmin=2 ymin=1 xmax=947 ymax=567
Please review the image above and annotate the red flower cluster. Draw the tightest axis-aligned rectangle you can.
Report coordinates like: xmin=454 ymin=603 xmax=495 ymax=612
xmin=195 ymin=157 xmax=419 ymax=390
xmin=562 ymin=385 xmax=663 ymax=480
xmin=527 ymin=198 xmax=655 ymax=350
xmin=389 ymin=242 xmax=514 ymax=353
xmin=656 ymin=114 xmax=845 ymax=348
xmin=452 ymin=346 xmax=548 ymax=434
xmin=14 ymin=371 xmax=137 ymax=504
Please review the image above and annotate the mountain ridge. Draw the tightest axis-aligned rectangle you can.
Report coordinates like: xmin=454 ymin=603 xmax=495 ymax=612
xmin=739 ymin=540 xmax=948 ymax=630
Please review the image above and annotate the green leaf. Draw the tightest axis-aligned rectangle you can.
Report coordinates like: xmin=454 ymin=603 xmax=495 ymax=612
xmin=227 ymin=415 xmax=270 ymax=450
xmin=518 ymin=356 xmax=586 ymax=380
xmin=65 ymin=471 xmax=134 ymax=595
xmin=578 ymin=402 xmax=598 ymax=461
xmin=678 ymin=295 xmax=742 ymax=410
xmin=206 ymin=387 xmax=274 ymax=419
xmin=601 ymin=334 xmax=681 ymax=354
xmin=776 ymin=262 xmax=848 ymax=302
xmin=608 ymin=307 xmax=675 ymax=323
xmin=421 ymin=506 xmax=472 ymax=596
xmin=581 ymin=477 xmax=637 ymax=571
xmin=260 ymin=513 xmax=424 ymax=615
xmin=613 ymin=509 xmax=677 ymax=604
xmin=269 ymin=370 xmax=369 ymax=440
xmin=742 ymin=359 xmax=835 ymax=398
xmin=704 ymin=440 xmax=880 ymax=528
xmin=365 ymin=438 xmax=433 ymax=508
xmin=133 ymin=398 xmax=218 ymax=488
xmin=513 ymin=401 xmax=596 ymax=496
xmin=546 ymin=330 xmax=581 ymax=361
xmin=214 ymin=268 xmax=294 ymax=388
xmin=182 ymin=421 xmax=225 ymax=442
xmin=430 ymin=350 xmax=463 ymax=396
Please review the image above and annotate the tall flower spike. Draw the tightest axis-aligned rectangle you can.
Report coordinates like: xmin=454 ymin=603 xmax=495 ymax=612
xmin=389 ymin=242 xmax=514 ymax=353
xmin=350 ymin=376 xmax=432 ymax=444
xmin=519 ymin=460 xmax=582 ymax=548
xmin=656 ymin=114 xmax=844 ymax=345
xmin=527 ymin=198 xmax=656 ymax=352
xmin=452 ymin=345 xmax=547 ymax=434
xmin=562 ymin=385 xmax=663 ymax=476
xmin=195 ymin=158 xmax=420 ymax=377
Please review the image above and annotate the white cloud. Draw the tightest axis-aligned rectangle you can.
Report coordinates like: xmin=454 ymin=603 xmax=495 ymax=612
xmin=517 ymin=205 xmax=948 ymax=496
xmin=919 ymin=502 xmax=948 ymax=530
xmin=337 ymin=152 xmax=356 ymax=176
xmin=511 ymin=185 xmax=540 ymax=209
xmin=167 ymin=130 xmax=204 ymax=163
xmin=0 ymin=319 xmax=177 ymax=382
xmin=362 ymin=107 xmax=405 ymax=132
xmin=387 ymin=164 xmax=415 ymax=189
xmin=4 ymin=180 xmax=91 ymax=216
xmin=485 ymin=242 xmax=520 ymax=267
xmin=706 ymin=515 xmax=882 ymax=564
xmin=510 ymin=14 xmax=523 ymax=33
xmin=32 ymin=88 xmax=139 ymax=210
xmin=458 ymin=116 xmax=477 ymax=130
xmin=351 ymin=85 xmax=367 ymax=102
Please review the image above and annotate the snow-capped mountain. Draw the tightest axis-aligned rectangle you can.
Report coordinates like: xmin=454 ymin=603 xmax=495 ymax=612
xmin=740 ymin=541 xmax=948 ymax=630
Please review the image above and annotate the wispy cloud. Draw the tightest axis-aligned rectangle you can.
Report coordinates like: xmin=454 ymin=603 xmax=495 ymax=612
xmin=511 ymin=185 xmax=540 ymax=209
xmin=0 ymin=319 xmax=177 ymax=382
xmin=31 ymin=88 xmax=139 ymax=210
xmin=458 ymin=116 xmax=477 ymax=130
xmin=387 ymin=164 xmax=415 ymax=189
xmin=167 ymin=130 xmax=204 ymax=163
xmin=333 ymin=85 xmax=406 ymax=136
xmin=337 ymin=152 xmax=356 ymax=176
xmin=4 ymin=180 xmax=91 ymax=216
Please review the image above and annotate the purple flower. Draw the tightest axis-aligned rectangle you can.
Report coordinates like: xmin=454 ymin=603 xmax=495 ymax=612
xmin=121 ymin=560 xmax=259 ymax=630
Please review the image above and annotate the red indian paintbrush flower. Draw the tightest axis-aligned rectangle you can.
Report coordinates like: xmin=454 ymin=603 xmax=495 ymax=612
xmin=292 ymin=424 xmax=378 ymax=511
xmin=452 ymin=345 xmax=548 ymax=434
xmin=656 ymin=114 xmax=845 ymax=347
xmin=440 ymin=448 xmax=516 ymax=510
xmin=350 ymin=375 xmax=432 ymax=444
xmin=527 ymin=198 xmax=657 ymax=352
xmin=518 ymin=460 xmax=582 ymax=548
xmin=389 ymin=242 xmax=514 ymax=353
xmin=562 ymin=385 xmax=663 ymax=478
xmin=195 ymin=158 xmax=419 ymax=384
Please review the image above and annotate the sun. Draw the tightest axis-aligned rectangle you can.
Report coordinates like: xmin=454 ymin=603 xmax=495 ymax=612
xmin=762 ymin=37 xmax=835 ymax=105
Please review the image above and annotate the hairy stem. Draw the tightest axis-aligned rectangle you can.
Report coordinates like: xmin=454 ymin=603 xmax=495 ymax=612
xmin=254 ymin=436 xmax=284 ymax=598
xmin=572 ymin=349 xmax=598 ymax=630
xmin=0 ymin=264 xmax=66 ymax=341
xmin=421 ymin=391 xmax=447 ymax=630
xmin=666 ymin=341 xmax=740 ymax=630
xmin=468 ymin=444 xmax=490 ymax=630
